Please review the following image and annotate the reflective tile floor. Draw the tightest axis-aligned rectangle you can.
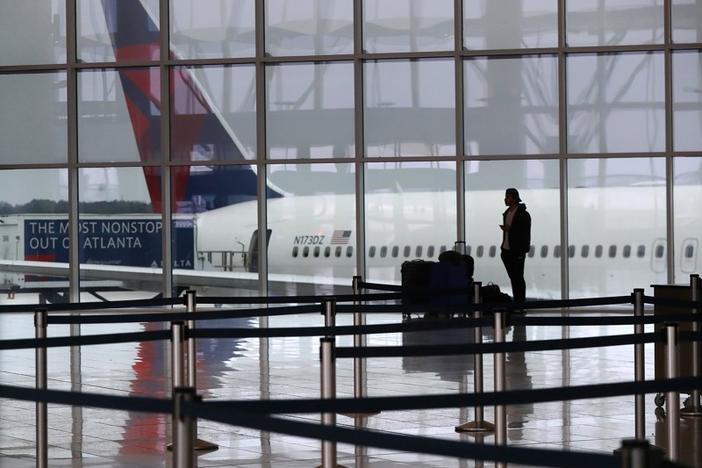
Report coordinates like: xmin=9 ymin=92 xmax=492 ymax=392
xmin=1 ymin=300 xmax=701 ymax=467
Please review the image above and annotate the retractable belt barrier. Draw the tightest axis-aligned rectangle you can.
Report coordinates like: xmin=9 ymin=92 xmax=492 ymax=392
xmin=0 ymin=296 xmax=181 ymax=314
xmin=3 ymin=326 xmax=700 ymax=355
xmin=2 ymin=376 xmax=701 ymax=468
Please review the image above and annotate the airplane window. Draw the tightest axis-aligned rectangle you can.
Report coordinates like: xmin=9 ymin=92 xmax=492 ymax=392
xmin=466 ymin=245 xmax=471 ymax=256
xmin=554 ymin=245 xmax=561 ymax=258
xmin=595 ymin=245 xmax=603 ymax=258
xmin=303 ymin=246 xmax=310 ymax=258
xmin=335 ymin=246 xmax=342 ymax=258
xmin=439 ymin=245 xmax=447 ymax=253
xmin=324 ymin=246 xmax=331 ymax=258
xmin=528 ymin=245 xmax=535 ymax=258
xmin=488 ymin=246 xmax=496 ymax=257
xmin=608 ymin=245 xmax=617 ymax=258
xmin=581 ymin=245 xmax=589 ymax=258
xmin=416 ymin=246 xmax=423 ymax=257
xmin=637 ymin=245 xmax=645 ymax=258
xmin=369 ymin=246 xmax=376 ymax=258
xmin=380 ymin=246 xmax=387 ymax=258
xmin=568 ymin=245 xmax=575 ymax=258
xmin=655 ymin=245 xmax=664 ymax=258
xmin=623 ymin=245 xmax=631 ymax=258
xmin=392 ymin=246 xmax=399 ymax=258
xmin=427 ymin=246 xmax=435 ymax=257
xmin=476 ymin=246 xmax=484 ymax=257
xmin=685 ymin=245 xmax=694 ymax=258
xmin=540 ymin=245 xmax=548 ymax=258
xmin=403 ymin=246 xmax=411 ymax=257
xmin=292 ymin=246 xmax=299 ymax=258
xmin=346 ymin=246 xmax=353 ymax=258
xmin=313 ymin=246 xmax=320 ymax=257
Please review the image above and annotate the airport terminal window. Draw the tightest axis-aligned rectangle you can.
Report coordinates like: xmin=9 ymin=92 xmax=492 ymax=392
xmin=488 ymin=246 xmax=496 ymax=258
xmin=324 ymin=246 xmax=330 ymax=258
xmin=541 ymin=246 xmax=548 ymax=258
xmin=403 ymin=246 xmax=410 ymax=257
xmin=303 ymin=246 xmax=310 ymax=257
xmin=656 ymin=245 xmax=665 ymax=258
xmin=380 ymin=246 xmax=387 ymax=258
xmin=346 ymin=246 xmax=353 ymax=258
xmin=476 ymin=245 xmax=484 ymax=257
xmin=416 ymin=246 xmax=423 ymax=257
xmin=335 ymin=246 xmax=342 ymax=258
xmin=313 ymin=246 xmax=320 ymax=257
xmin=685 ymin=245 xmax=694 ymax=258
xmin=609 ymin=245 xmax=617 ymax=258
xmin=595 ymin=245 xmax=603 ymax=258
xmin=427 ymin=246 xmax=435 ymax=258
xmin=554 ymin=245 xmax=561 ymax=258
xmin=369 ymin=246 xmax=376 ymax=258
xmin=637 ymin=245 xmax=646 ymax=258
xmin=392 ymin=246 xmax=399 ymax=258
xmin=623 ymin=245 xmax=631 ymax=258
xmin=292 ymin=246 xmax=299 ymax=258
xmin=568 ymin=245 xmax=575 ymax=258
xmin=581 ymin=245 xmax=589 ymax=258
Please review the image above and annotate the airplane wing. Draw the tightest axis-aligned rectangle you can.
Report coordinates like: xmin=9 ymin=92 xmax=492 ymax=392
xmin=0 ymin=260 xmax=353 ymax=296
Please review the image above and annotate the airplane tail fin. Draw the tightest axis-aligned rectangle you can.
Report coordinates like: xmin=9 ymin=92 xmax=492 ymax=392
xmin=100 ymin=0 xmax=281 ymax=213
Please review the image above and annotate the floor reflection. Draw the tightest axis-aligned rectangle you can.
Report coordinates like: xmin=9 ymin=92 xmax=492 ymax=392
xmin=119 ymin=317 xmax=254 ymax=457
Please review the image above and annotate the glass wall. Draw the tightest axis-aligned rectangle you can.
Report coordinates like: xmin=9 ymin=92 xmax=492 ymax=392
xmin=1 ymin=0 xmax=700 ymax=304
xmin=366 ymin=162 xmax=456 ymax=283
xmin=466 ymin=160 xmax=560 ymax=299
xmin=568 ymin=158 xmax=667 ymax=297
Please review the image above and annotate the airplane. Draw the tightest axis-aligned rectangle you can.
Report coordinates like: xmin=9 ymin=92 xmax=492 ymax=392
xmin=0 ymin=0 xmax=700 ymax=304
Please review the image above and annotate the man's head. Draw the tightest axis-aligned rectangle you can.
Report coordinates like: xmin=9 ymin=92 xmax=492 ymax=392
xmin=504 ymin=187 xmax=521 ymax=207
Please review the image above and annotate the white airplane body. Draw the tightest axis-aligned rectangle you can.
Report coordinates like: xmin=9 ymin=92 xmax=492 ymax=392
xmin=194 ymin=184 xmax=699 ymax=299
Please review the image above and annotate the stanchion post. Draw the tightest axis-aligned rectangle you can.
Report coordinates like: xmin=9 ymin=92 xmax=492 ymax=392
xmin=171 ymin=321 xmax=186 ymax=389
xmin=617 ymin=439 xmax=665 ymax=468
xmin=454 ymin=241 xmax=466 ymax=255
xmin=494 ymin=310 xmax=507 ymax=467
xmin=320 ymin=337 xmax=338 ymax=468
xmin=633 ymin=288 xmax=646 ymax=439
xmin=352 ymin=276 xmax=363 ymax=398
xmin=682 ymin=274 xmax=702 ymax=418
xmin=456 ymin=282 xmax=494 ymax=433
xmin=665 ymin=322 xmax=680 ymax=461
xmin=34 ymin=309 xmax=48 ymax=468
xmin=184 ymin=290 xmax=219 ymax=452
xmin=322 ymin=299 xmax=336 ymax=330
xmin=173 ymin=387 xmax=195 ymax=468
xmin=346 ymin=277 xmax=380 ymax=419
xmin=186 ymin=290 xmax=197 ymax=390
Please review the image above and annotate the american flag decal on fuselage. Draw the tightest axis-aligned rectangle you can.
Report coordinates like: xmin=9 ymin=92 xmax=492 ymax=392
xmin=330 ymin=230 xmax=352 ymax=245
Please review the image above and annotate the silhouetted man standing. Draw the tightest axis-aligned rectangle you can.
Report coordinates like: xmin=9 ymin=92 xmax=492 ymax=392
xmin=500 ymin=188 xmax=531 ymax=304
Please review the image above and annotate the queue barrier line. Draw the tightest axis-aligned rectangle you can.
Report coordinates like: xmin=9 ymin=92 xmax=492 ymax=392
xmin=0 ymin=330 xmax=170 ymax=350
xmin=0 ymin=382 xmax=617 ymax=468
xmin=47 ymin=304 xmax=323 ymax=325
xmin=511 ymin=313 xmax=702 ymax=326
xmin=200 ymin=376 xmax=702 ymax=414
xmin=187 ymin=403 xmax=618 ymax=468
xmin=198 ymin=292 xmax=402 ymax=304
xmin=356 ymin=281 xmax=403 ymax=291
xmin=336 ymin=331 xmax=664 ymax=359
xmin=2 ymin=325 xmax=701 ymax=352
xmin=0 ymin=296 xmax=181 ymax=314
xmin=643 ymin=295 xmax=702 ymax=309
